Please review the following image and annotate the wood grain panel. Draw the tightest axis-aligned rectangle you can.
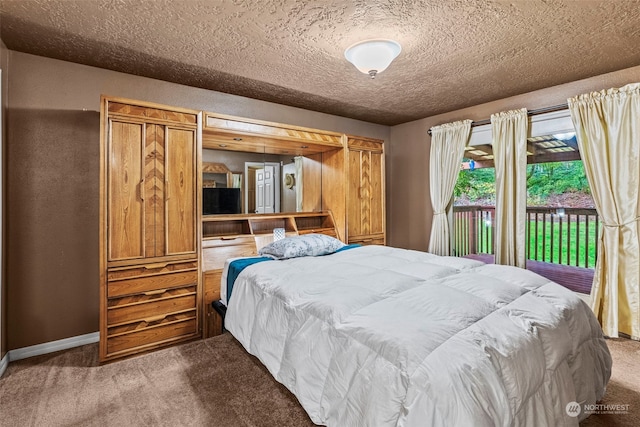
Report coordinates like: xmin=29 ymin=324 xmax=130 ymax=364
xmin=360 ymin=150 xmax=371 ymax=235
xmin=144 ymin=124 xmax=159 ymax=257
xmin=108 ymin=120 xmax=144 ymax=261
xmin=297 ymin=228 xmax=337 ymax=237
xmin=107 ymin=261 xmax=197 ymax=280
xmin=202 ymin=270 xmax=223 ymax=338
xmin=203 ymin=269 xmax=223 ymax=339
xmin=205 ymin=114 xmax=343 ymax=145
xmin=321 ymin=147 xmax=347 ymax=242
xmin=348 ymin=235 xmax=385 ymax=246
xmin=203 ymin=270 xmax=222 ymax=306
xmin=108 ymin=293 xmax=196 ymax=326
xmin=202 ymin=243 xmax=257 ymax=270
xmin=202 ymin=270 xmax=222 ymax=338
xmin=154 ymin=125 xmax=166 ymax=255
xmin=107 ymin=317 xmax=196 ymax=354
xmin=370 ymin=152 xmax=385 ymax=236
xmin=108 ymin=102 xmax=197 ymax=125
xmin=347 ymin=137 xmax=384 ymax=152
xmin=202 ymin=235 xmax=255 ymax=248
xmin=301 ymin=154 xmax=322 ymax=212
xmin=107 ymin=285 xmax=196 ymax=307
xmin=165 ymin=127 xmax=196 ymax=255
xmin=107 ymin=271 xmax=198 ymax=298
xmin=346 ymin=135 xmax=385 ymax=244
xmin=347 ymin=149 xmax=362 ymax=238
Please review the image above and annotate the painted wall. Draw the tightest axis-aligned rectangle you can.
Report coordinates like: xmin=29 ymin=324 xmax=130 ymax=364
xmin=388 ymin=64 xmax=640 ymax=251
xmin=6 ymin=51 xmax=389 ymax=350
xmin=0 ymin=40 xmax=7 ymax=361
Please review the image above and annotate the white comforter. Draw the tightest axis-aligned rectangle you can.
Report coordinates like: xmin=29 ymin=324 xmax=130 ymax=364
xmin=225 ymin=245 xmax=611 ymax=427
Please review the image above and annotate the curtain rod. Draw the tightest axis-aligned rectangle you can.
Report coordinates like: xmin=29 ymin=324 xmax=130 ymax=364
xmin=426 ymin=103 xmax=569 ymax=136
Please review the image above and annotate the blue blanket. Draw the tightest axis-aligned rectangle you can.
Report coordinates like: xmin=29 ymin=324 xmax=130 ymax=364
xmin=226 ymin=244 xmax=361 ymax=303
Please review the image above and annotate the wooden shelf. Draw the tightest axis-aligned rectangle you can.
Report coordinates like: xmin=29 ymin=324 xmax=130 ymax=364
xmin=249 ymin=217 xmax=296 ymax=235
xmin=295 ymin=215 xmax=335 ymax=231
xmin=202 ymin=219 xmax=251 ymax=238
xmin=202 ymin=212 xmax=337 ymax=238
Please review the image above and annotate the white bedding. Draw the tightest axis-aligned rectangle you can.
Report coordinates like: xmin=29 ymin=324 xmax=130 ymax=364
xmin=225 ymin=245 xmax=611 ymax=427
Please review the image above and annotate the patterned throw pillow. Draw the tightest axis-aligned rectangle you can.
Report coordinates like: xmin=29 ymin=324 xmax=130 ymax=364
xmin=258 ymin=233 xmax=345 ymax=260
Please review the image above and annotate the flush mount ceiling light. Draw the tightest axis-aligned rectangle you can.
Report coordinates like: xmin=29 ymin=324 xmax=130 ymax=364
xmin=344 ymin=39 xmax=401 ymax=79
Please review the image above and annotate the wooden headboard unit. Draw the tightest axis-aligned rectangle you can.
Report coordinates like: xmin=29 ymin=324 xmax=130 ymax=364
xmin=201 ymin=211 xmax=339 ymax=338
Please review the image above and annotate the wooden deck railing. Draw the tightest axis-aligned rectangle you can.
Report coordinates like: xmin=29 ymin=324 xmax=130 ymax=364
xmin=453 ymin=206 xmax=599 ymax=269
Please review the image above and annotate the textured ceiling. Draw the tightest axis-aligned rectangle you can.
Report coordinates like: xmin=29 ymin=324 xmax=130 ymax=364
xmin=1 ymin=0 xmax=640 ymax=126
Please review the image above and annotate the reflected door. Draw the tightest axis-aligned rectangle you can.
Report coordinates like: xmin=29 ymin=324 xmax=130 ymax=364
xmin=255 ymin=168 xmax=265 ymax=213
xmin=255 ymin=165 xmax=276 ymax=213
xmin=256 ymin=165 xmax=277 ymax=213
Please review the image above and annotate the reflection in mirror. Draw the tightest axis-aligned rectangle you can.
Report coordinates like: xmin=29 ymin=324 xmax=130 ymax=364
xmin=202 ymin=149 xmax=323 ymax=215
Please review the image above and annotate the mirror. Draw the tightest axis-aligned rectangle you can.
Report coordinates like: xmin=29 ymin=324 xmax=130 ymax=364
xmin=202 ymin=148 xmax=323 ymax=214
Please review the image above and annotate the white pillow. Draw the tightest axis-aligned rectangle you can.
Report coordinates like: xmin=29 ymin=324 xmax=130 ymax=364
xmin=258 ymin=233 xmax=345 ymax=260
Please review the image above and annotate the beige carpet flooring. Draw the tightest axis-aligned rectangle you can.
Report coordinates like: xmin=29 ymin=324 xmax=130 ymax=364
xmin=0 ymin=333 xmax=638 ymax=426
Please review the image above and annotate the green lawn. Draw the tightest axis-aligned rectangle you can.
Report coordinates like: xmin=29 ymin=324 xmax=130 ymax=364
xmin=527 ymin=219 xmax=597 ymax=268
xmin=456 ymin=218 xmax=598 ymax=268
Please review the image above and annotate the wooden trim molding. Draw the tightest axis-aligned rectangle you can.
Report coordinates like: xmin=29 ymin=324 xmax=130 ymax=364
xmin=203 ymin=111 xmax=344 ymax=155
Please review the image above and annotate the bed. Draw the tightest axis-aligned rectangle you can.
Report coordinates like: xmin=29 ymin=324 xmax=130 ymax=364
xmin=221 ymin=240 xmax=611 ymax=426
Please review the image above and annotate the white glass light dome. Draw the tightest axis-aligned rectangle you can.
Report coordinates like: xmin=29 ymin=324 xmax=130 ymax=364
xmin=344 ymin=39 xmax=402 ymax=78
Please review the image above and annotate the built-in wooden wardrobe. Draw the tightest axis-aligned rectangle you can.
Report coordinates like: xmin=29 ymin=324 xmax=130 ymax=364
xmin=99 ymin=97 xmax=202 ymax=362
xmin=346 ymin=135 xmax=386 ymax=245
xmin=99 ymin=100 xmax=387 ymax=354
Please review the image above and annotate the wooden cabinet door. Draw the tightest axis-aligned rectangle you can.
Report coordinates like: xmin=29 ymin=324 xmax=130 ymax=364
xmin=108 ymin=120 xmax=145 ymax=261
xmin=163 ymin=126 xmax=197 ymax=255
xmin=369 ymin=151 xmax=384 ymax=235
xmin=347 ymin=144 xmax=385 ymax=241
xmin=108 ymin=121 xmax=197 ymax=260
xmin=348 ymin=149 xmax=365 ymax=237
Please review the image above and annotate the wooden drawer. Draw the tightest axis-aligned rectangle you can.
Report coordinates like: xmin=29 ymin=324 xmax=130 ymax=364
xmin=107 ymin=270 xmax=198 ymax=298
xmin=203 ymin=235 xmax=255 ymax=248
xmin=107 ymin=260 xmax=197 ymax=281
xmin=348 ymin=234 xmax=385 ymax=246
xmin=107 ymin=317 xmax=197 ymax=354
xmin=202 ymin=237 xmax=257 ymax=270
xmin=298 ymin=228 xmax=338 ymax=238
xmin=107 ymin=286 xmax=197 ymax=326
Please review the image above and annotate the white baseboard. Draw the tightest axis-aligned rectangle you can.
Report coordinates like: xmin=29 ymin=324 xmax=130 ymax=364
xmin=8 ymin=331 xmax=99 ymax=362
xmin=0 ymin=353 xmax=8 ymax=377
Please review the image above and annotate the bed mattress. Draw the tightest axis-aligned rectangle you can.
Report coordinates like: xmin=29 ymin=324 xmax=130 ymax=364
xmin=225 ymin=245 xmax=611 ymax=426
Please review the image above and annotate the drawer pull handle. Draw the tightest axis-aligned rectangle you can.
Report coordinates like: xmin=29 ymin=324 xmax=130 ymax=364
xmin=144 ymin=314 xmax=167 ymax=323
xmin=220 ymin=236 xmax=237 ymax=241
xmin=143 ymin=289 xmax=167 ymax=296
xmin=143 ymin=262 xmax=168 ymax=270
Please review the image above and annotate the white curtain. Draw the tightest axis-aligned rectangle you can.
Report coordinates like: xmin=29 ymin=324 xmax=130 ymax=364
xmin=568 ymin=83 xmax=640 ymax=340
xmin=428 ymin=120 xmax=472 ymax=256
xmin=492 ymin=108 xmax=528 ymax=268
